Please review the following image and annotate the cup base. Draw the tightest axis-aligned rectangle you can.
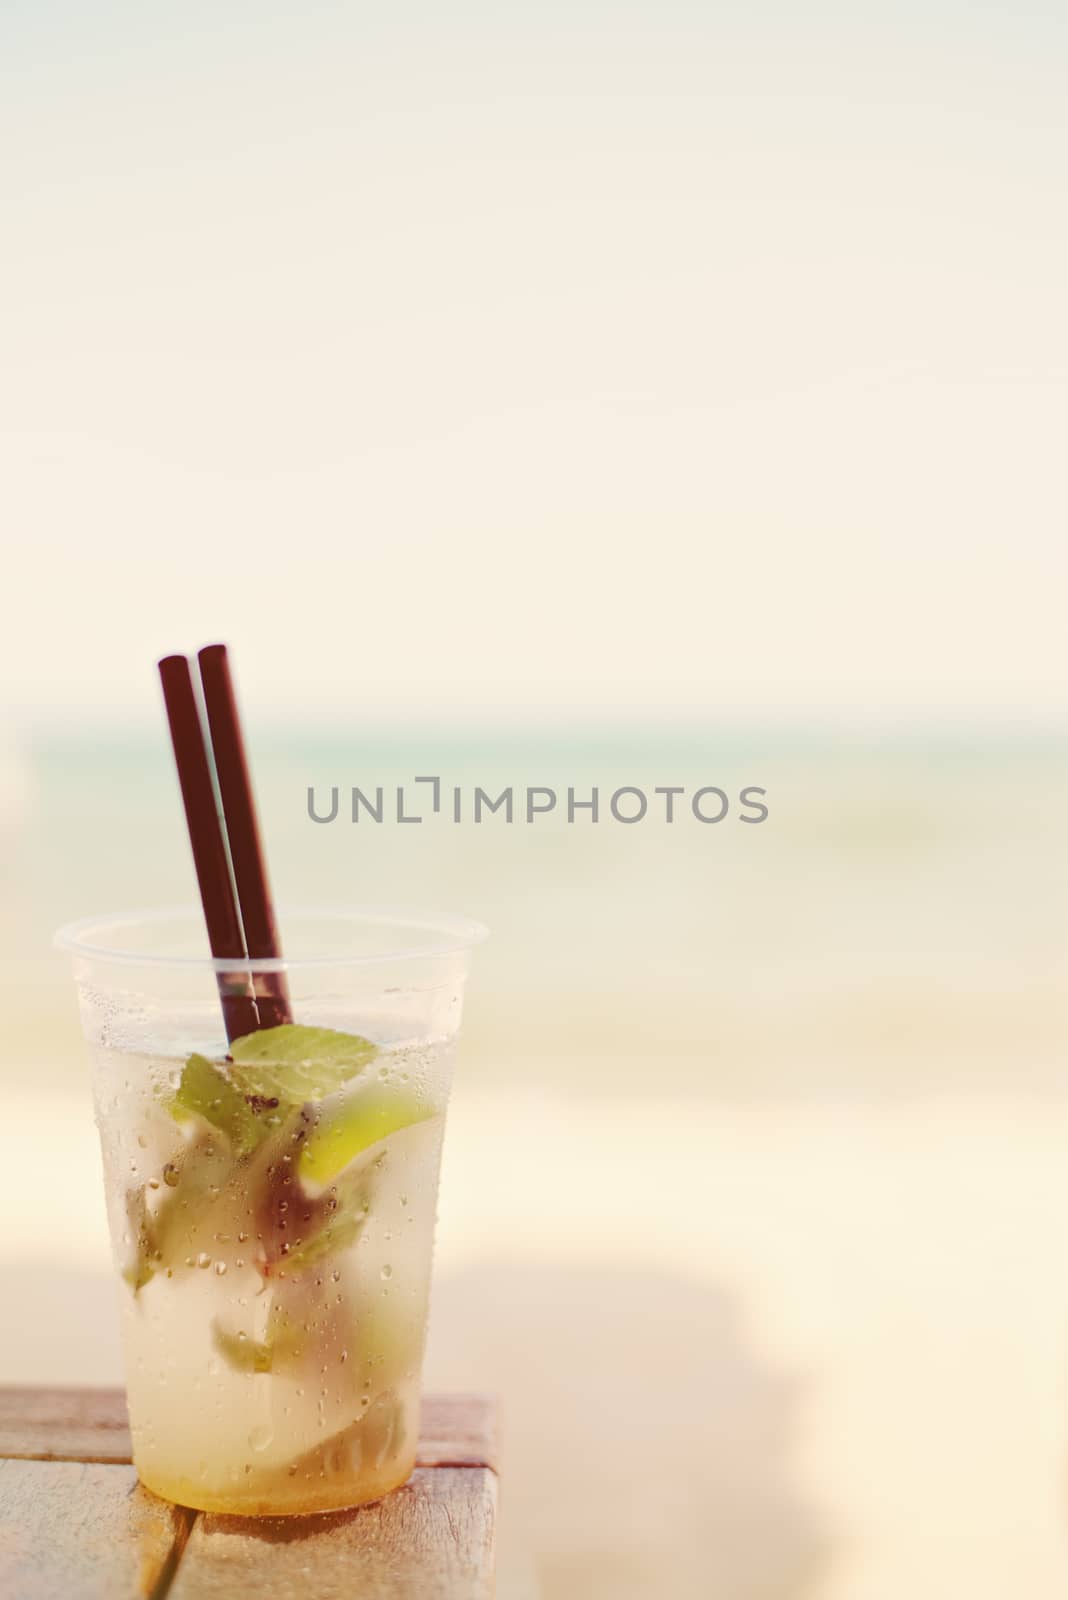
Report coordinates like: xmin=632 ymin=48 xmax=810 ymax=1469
xmin=136 ymin=1452 xmax=417 ymax=1518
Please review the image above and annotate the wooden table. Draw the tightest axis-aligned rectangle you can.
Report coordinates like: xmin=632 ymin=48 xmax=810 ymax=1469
xmin=0 ymin=1388 xmax=497 ymax=1599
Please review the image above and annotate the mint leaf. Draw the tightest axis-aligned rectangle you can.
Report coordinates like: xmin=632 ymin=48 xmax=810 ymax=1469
xmin=241 ymin=1106 xmax=375 ymax=1276
xmin=171 ymin=1053 xmax=268 ymax=1157
xmin=274 ymin=1164 xmax=376 ymax=1275
xmin=229 ymin=1025 xmax=377 ymax=1105
xmin=211 ymin=1300 xmax=308 ymax=1374
xmin=123 ymin=1128 xmax=234 ymax=1293
xmin=212 ymin=1324 xmax=274 ymax=1374
xmin=207 ymin=1292 xmax=308 ymax=1369
xmin=123 ymin=1186 xmax=158 ymax=1292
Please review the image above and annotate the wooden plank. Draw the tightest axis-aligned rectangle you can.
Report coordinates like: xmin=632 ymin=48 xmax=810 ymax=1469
xmin=0 ymin=1389 xmax=499 ymax=1598
xmin=419 ymin=1394 xmax=500 ymax=1473
xmin=0 ymin=1386 xmax=132 ymax=1463
xmin=0 ymin=1458 xmax=192 ymax=1600
xmin=0 ymin=1387 xmax=498 ymax=1473
xmin=169 ymin=1466 xmax=497 ymax=1600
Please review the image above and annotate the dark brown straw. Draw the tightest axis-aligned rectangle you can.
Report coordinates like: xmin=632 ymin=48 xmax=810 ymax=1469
xmin=158 ymin=654 xmax=260 ymax=1043
xmin=197 ymin=644 xmax=293 ymax=1029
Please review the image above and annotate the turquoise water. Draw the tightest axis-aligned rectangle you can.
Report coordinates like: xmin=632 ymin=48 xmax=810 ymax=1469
xmin=5 ymin=723 xmax=1067 ymax=1095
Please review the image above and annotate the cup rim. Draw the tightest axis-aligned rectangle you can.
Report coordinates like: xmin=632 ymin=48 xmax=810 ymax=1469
xmin=54 ymin=904 xmax=489 ymax=973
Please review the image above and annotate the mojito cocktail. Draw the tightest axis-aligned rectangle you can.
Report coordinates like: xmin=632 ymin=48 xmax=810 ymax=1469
xmin=59 ymin=908 xmax=482 ymax=1515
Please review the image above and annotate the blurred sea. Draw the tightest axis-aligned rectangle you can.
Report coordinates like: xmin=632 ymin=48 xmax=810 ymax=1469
xmin=3 ymin=722 xmax=1066 ymax=1098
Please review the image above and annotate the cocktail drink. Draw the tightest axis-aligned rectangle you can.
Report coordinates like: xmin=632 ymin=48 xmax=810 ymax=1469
xmin=57 ymin=908 xmax=483 ymax=1515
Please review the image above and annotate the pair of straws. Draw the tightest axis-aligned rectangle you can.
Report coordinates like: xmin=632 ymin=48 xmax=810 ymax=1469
xmin=159 ymin=645 xmax=292 ymax=1043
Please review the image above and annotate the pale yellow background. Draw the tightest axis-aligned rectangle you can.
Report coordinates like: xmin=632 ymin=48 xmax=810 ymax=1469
xmin=2 ymin=5 xmax=1068 ymax=1598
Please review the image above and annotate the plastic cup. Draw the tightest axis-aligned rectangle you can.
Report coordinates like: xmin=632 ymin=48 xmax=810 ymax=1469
xmin=55 ymin=906 xmax=485 ymax=1516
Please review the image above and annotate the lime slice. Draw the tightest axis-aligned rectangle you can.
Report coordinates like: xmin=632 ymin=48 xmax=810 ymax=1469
xmin=229 ymin=1024 xmax=377 ymax=1105
xmin=282 ymin=1391 xmax=404 ymax=1480
xmin=298 ymin=1083 xmax=431 ymax=1186
xmin=354 ymin=1293 xmax=425 ymax=1378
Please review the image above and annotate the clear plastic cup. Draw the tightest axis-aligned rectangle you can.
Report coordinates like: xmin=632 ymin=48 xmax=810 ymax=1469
xmin=55 ymin=906 xmax=485 ymax=1516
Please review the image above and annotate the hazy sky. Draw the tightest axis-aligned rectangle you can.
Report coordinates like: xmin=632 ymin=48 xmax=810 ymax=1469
xmin=2 ymin=2 xmax=1066 ymax=724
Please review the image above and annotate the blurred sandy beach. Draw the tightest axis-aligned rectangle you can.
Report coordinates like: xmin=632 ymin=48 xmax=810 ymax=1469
xmin=4 ymin=1086 xmax=1068 ymax=1599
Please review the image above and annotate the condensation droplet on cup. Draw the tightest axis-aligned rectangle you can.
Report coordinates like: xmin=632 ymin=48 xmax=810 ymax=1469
xmin=196 ymin=1252 xmax=211 ymax=1270
xmin=248 ymin=1425 xmax=273 ymax=1453
xmin=380 ymin=1264 xmax=392 ymax=1280
xmin=214 ymin=1260 xmax=227 ymax=1276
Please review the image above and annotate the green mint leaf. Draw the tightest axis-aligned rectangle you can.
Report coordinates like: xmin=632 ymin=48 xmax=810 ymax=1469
xmin=275 ymin=1167 xmax=375 ymax=1275
xmin=211 ymin=1299 xmax=309 ymax=1374
xmin=123 ymin=1186 xmax=159 ymax=1292
xmin=125 ymin=1130 xmax=237 ymax=1293
xmin=229 ymin=1024 xmax=377 ymax=1106
xmin=171 ymin=1052 xmax=268 ymax=1157
xmin=211 ymin=1323 xmax=274 ymax=1373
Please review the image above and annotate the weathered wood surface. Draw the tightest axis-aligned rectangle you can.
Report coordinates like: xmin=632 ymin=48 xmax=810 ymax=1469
xmin=0 ymin=1387 xmax=498 ymax=1472
xmin=0 ymin=1385 xmax=132 ymax=1463
xmin=169 ymin=1467 xmax=497 ymax=1600
xmin=0 ymin=1458 xmax=192 ymax=1600
xmin=0 ymin=1389 xmax=498 ymax=1599
xmin=418 ymin=1393 xmax=500 ymax=1471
